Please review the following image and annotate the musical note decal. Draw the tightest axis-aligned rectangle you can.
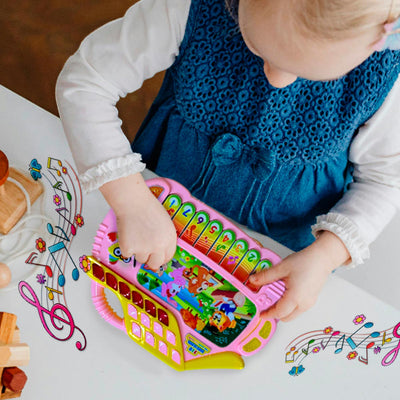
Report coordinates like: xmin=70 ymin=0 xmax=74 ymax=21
xmin=285 ymin=314 xmax=400 ymax=376
xmin=19 ymin=281 xmax=86 ymax=350
xmin=21 ymin=155 xmax=87 ymax=351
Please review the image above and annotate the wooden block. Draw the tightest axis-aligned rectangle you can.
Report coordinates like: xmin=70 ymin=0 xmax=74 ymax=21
xmin=10 ymin=330 xmax=19 ymax=346
xmin=0 ymin=167 xmax=43 ymax=235
xmin=0 ymin=314 xmax=17 ymax=345
xmin=2 ymin=367 xmax=27 ymax=392
xmin=0 ymin=388 xmax=22 ymax=399
xmin=0 ymin=344 xmax=30 ymax=367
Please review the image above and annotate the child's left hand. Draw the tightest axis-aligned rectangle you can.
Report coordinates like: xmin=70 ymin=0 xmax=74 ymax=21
xmin=249 ymin=231 xmax=351 ymax=322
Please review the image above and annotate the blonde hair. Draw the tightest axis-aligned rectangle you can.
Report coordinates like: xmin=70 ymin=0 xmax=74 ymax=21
xmin=292 ymin=0 xmax=400 ymax=40
xmin=226 ymin=0 xmax=400 ymax=40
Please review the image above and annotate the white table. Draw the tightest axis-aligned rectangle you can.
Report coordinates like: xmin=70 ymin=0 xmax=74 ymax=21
xmin=1 ymin=85 xmax=399 ymax=400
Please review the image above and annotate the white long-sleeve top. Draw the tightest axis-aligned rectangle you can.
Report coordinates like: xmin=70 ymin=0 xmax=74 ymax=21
xmin=56 ymin=0 xmax=400 ymax=266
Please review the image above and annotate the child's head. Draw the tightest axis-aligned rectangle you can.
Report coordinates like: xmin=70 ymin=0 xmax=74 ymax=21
xmin=229 ymin=0 xmax=400 ymax=87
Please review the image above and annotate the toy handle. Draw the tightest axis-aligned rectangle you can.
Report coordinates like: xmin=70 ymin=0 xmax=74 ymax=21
xmin=256 ymin=280 xmax=286 ymax=313
xmin=91 ymin=281 xmax=126 ymax=332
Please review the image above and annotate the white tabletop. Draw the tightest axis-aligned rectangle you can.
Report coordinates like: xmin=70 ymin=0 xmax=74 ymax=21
xmin=0 ymin=84 xmax=399 ymax=400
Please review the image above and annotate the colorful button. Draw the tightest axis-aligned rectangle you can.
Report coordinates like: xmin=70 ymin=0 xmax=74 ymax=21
xmin=131 ymin=322 xmax=141 ymax=339
xmin=259 ymin=321 xmax=272 ymax=339
xmin=141 ymin=313 xmax=151 ymax=329
xmin=105 ymin=272 xmax=118 ymax=290
xmin=172 ymin=350 xmax=181 ymax=365
xmin=166 ymin=330 xmax=176 ymax=346
xmin=119 ymin=282 xmax=131 ymax=300
xmin=145 ymin=299 xmax=157 ymax=317
xmin=153 ymin=321 xmax=163 ymax=337
xmin=132 ymin=291 xmax=143 ymax=308
xmin=158 ymin=340 xmax=168 ymax=356
xmin=158 ymin=309 xmax=169 ymax=326
xmin=145 ymin=332 xmax=155 ymax=347
xmin=128 ymin=304 xmax=138 ymax=319
xmin=92 ymin=263 xmax=105 ymax=281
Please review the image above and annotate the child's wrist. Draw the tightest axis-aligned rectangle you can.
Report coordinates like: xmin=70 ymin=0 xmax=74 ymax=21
xmin=99 ymin=172 xmax=150 ymax=215
xmin=311 ymin=230 xmax=351 ymax=272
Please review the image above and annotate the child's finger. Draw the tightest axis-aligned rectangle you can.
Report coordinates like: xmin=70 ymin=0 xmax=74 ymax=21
xmin=145 ymin=252 xmax=165 ymax=271
xmin=279 ymin=307 xmax=303 ymax=322
xmin=260 ymin=295 xmax=297 ymax=321
xmin=249 ymin=262 xmax=287 ymax=287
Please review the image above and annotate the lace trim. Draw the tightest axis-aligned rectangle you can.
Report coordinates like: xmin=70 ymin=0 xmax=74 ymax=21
xmin=79 ymin=154 xmax=146 ymax=193
xmin=311 ymin=213 xmax=370 ymax=268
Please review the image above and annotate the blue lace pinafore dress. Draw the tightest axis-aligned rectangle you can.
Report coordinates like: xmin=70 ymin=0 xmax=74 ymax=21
xmin=132 ymin=0 xmax=400 ymax=251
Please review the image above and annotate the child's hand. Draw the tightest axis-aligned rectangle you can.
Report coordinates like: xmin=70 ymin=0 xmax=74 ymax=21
xmin=100 ymin=173 xmax=177 ymax=271
xmin=249 ymin=231 xmax=351 ymax=322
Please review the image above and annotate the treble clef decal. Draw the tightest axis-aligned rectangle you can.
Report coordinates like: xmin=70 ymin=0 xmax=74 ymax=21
xmin=18 ymin=281 xmax=87 ymax=351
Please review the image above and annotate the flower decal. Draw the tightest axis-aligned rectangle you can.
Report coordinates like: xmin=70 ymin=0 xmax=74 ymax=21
xmin=353 ymin=315 xmax=366 ymax=325
xmin=62 ymin=166 xmax=68 ymax=174
xmin=374 ymin=346 xmax=382 ymax=354
xmin=36 ymin=274 xmax=46 ymax=284
xmin=53 ymin=194 xmax=61 ymax=206
xmin=35 ymin=238 xmax=46 ymax=253
xmin=75 ymin=214 xmax=84 ymax=227
xmin=324 ymin=326 xmax=333 ymax=334
xmin=79 ymin=255 xmax=91 ymax=273
xmin=312 ymin=347 xmax=321 ymax=354
xmin=347 ymin=351 xmax=358 ymax=360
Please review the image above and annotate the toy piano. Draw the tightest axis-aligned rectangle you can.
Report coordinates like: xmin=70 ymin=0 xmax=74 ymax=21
xmin=86 ymin=178 xmax=285 ymax=371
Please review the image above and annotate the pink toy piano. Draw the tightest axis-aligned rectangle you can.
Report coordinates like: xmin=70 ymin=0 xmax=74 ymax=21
xmin=85 ymin=178 xmax=285 ymax=371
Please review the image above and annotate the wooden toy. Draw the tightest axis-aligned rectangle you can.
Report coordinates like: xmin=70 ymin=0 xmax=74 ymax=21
xmin=0 ymin=312 xmax=29 ymax=399
xmin=0 ymin=150 xmax=43 ymax=235
xmin=87 ymin=177 xmax=285 ymax=371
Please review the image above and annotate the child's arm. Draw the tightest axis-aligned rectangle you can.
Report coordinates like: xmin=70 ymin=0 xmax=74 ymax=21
xmin=99 ymin=173 xmax=177 ymax=270
xmin=56 ymin=0 xmax=190 ymax=269
xmin=56 ymin=0 xmax=190 ymax=192
xmin=251 ymin=75 xmax=400 ymax=321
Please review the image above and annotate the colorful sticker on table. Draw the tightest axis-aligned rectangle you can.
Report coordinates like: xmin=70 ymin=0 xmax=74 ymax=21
xmin=284 ymin=314 xmax=400 ymax=376
xmin=219 ymin=239 xmax=249 ymax=274
xmin=180 ymin=210 xmax=210 ymax=245
xmin=194 ymin=220 xmax=223 ymax=255
xmin=174 ymin=202 xmax=196 ymax=237
xmin=137 ymin=245 xmax=257 ymax=348
xmin=20 ymin=156 xmax=87 ymax=351
xmin=207 ymin=229 xmax=236 ymax=264
xmin=162 ymin=194 xmax=182 ymax=218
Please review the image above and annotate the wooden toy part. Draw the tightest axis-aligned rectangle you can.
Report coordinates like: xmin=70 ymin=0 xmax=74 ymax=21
xmin=2 ymin=368 xmax=27 ymax=392
xmin=0 ymin=313 xmax=29 ymax=399
xmin=0 ymin=151 xmax=43 ymax=235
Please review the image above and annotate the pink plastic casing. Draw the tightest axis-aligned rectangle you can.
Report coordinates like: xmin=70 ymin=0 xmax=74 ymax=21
xmin=91 ymin=178 xmax=285 ymax=362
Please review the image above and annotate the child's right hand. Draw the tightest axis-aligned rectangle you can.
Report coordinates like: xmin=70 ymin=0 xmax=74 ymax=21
xmin=99 ymin=173 xmax=177 ymax=271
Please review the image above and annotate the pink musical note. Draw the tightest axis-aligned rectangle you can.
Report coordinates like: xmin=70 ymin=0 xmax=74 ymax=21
xmin=18 ymin=280 xmax=86 ymax=351
xmin=382 ymin=322 xmax=400 ymax=367
xmin=321 ymin=330 xmax=340 ymax=350
xmin=25 ymin=252 xmax=53 ymax=277
xmin=55 ymin=208 xmax=76 ymax=236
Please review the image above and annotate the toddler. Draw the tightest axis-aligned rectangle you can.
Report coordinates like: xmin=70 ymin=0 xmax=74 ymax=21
xmin=56 ymin=0 xmax=400 ymax=322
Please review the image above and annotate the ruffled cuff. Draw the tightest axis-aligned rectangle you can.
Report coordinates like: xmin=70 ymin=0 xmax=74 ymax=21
xmin=311 ymin=213 xmax=370 ymax=268
xmin=79 ymin=153 xmax=146 ymax=193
